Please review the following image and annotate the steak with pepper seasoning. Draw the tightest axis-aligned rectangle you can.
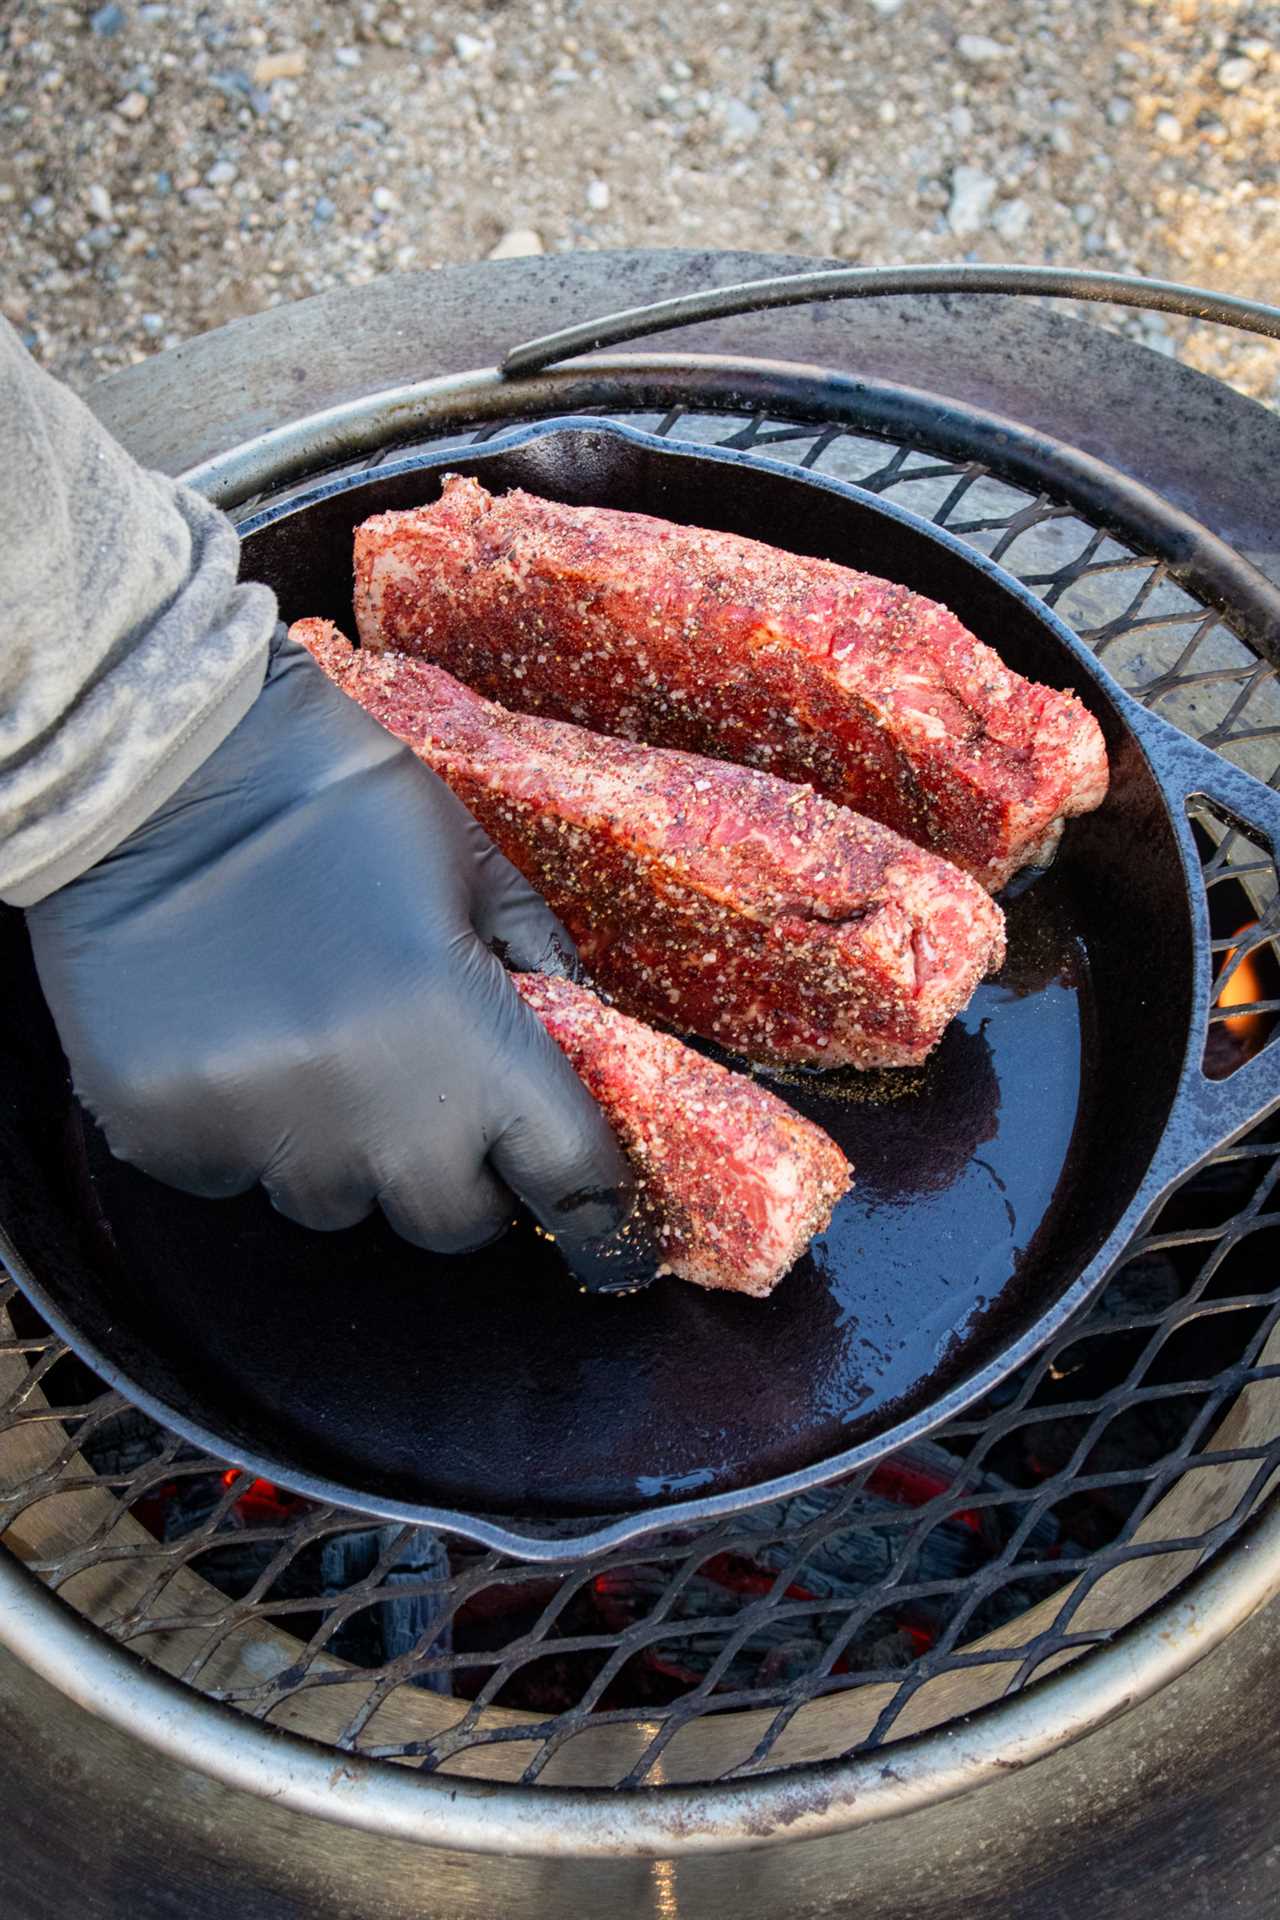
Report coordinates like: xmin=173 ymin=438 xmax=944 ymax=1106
xmin=512 ymin=971 xmax=851 ymax=1296
xmin=293 ymin=619 xmax=1006 ymax=1069
xmin=353 ymin=476 xmax=1109 ymax=890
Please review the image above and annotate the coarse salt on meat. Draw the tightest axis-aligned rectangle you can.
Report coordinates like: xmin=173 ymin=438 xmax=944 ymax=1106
xmin=353 ymin=475 xmax=1109 ymax=890
xmin=293 ymin=619 xmax=1007 ymax=1070
xmin=512 ymin=970 xmax=852 ymax=1297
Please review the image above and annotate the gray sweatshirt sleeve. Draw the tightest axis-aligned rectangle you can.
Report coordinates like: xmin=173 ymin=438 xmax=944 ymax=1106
xmin=0 ymin=318 xmax=276 ymax=907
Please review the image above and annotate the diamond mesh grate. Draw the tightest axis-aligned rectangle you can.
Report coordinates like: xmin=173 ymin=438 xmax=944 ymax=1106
xmin=3 ymin=404 xmax=1279 ymax=1790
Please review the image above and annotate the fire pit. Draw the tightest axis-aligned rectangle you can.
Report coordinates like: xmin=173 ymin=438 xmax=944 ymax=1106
xmin=1 ymin=254 xmax=1279 ymax=1916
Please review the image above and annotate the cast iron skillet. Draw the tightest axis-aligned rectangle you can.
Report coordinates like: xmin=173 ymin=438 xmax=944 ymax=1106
xmin=3 ymin=421 xmax=1279 ymax=1560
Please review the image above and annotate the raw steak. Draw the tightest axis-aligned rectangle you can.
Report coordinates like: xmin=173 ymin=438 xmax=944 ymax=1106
xmin=513 ymin=971 xmax=851 ymax=1296
xmin=353 ymin=476 xmax=1110 ymax=890
xmin=293 ymin=619 xmax=1006 ymax=1069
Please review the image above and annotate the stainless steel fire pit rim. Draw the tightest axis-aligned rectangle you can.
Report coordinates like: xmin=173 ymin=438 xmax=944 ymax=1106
xmin=183 ymin=353 xmax=1280 ymax=665
xmin=2 ymin=1486 xmax=1280 ymax=1858
xmin=2 ymin=321 xmax=1278 ymax=1851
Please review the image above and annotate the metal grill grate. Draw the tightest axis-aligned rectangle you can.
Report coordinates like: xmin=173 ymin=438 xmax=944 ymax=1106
xmin=3 ymin=404 xmax=1279 ymax=1791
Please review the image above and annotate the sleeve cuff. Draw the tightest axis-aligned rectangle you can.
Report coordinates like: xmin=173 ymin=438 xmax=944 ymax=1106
xmin=2 ymin=637 xmax=271 ymax=908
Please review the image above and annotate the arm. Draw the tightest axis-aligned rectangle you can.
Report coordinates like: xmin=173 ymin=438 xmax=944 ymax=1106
xmin=8 ymin=325 xmax=646 ymax=1284
xmin=0 ymin=316 xmax=272 ymax=906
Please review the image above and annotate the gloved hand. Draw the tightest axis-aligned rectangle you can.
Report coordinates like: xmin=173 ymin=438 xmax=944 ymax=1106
xmin=26 ymin=630 xmax=652 ymax=1288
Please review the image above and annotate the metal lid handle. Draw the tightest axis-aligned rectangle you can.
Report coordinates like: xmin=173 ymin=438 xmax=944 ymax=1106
xmin=502 ymin=264 xmax=1280 ymax=378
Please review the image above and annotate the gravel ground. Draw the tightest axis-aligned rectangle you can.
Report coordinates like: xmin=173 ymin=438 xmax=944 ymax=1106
xmin=2 ymin=0 xmax=1277 ymax=403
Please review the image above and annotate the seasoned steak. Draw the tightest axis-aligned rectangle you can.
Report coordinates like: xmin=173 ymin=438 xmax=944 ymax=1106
xmin=293 ymin=619 xmax=1006 ymax=1069
xmin=513 ymin=971 xmax=851 ymax=1296
xmin=353 ymin=475 xmax=1109 ymax=890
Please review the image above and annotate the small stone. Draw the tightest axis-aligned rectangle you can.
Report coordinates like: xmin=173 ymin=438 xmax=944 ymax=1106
xmin=714 ymin=96 xmax=760 ymax=144
xmin=312 ymin=194 xmax=336 ymax=223
xmin=878 ymin=100 xmax=897 ymax=124
xmin=378 ymin=17 xmax=405 ymax=46
xmin=140 ymin=312 xmax=164 ymax=335
xmin=453 ymin=32 xmax=487 ymax=63
xmin=1106 ymin=95 xmax=1132 ymax=127
xmin=949 ymin=105 xmax=974 ymax=137
xmin=955 ymin=34 xmax=1012 ymax=66
xmin=372 ymin=184 xmax=398 ymax=212
xmin=1154 ymin=111 xmax=1182 ymax=144
xmin=1049 ymin=124 xmax=1074 ymax=155
xmin=488 ymin=226 xmax=544 ymax=259
xmin=1216 ymin=56 xmax=1257 ymax=92
xmin=991 ymin=196 xmax=1030 ymax=240
xmin=867 ymin=0 xmax=904 ymax=14
xmin=333 ymin=47 xmax=362 ymax=69
xmin=205 ymin=160 xmax=238 ymax=187
xmin=116 ymin=89 xmax=149 ymax=119
xmin=252 ymin=49 xmax=307 ymax=86
xmin=91 ymin=3 xmax=126 ymax=36
xmin=1073 ymin=202 xmax=1095 ymax=227
xmin=85 ymin=182 xmax=113 ymax=222
xmin=1139 ymin=316 xmax=1177 ymax=358
xmin=211 ymin=68 xmax=253 ymax=101
xmin=1240 ymin=38 xmax=1271 ymax=63
xmin=585 ymin=177 xmax=610 ymax=211
xmin=29 ymin=194 xmax=56 ymax=220
xmin=947 ymin=164 xmax=997 ymax=236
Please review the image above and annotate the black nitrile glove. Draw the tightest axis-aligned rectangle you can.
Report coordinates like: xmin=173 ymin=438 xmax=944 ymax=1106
xmin=26 ymin=631 xmax=651 ymax=1287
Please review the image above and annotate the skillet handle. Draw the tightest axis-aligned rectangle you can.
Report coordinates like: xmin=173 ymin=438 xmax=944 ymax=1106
xmin=1124 ymin=699 xmax=1280 ymax=1197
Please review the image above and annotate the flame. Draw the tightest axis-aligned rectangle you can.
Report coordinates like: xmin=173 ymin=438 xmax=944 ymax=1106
xmin=1218 ymin=922 xmax=1268 ymax=1036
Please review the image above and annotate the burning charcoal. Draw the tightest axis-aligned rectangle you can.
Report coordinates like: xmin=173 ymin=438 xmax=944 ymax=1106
xmin=380 ymin=1527 xmax=454 ymax=1693
xmin=318 ymin=1525 xmax=453 ymax=1689
xmin=1096 ymin=1252 xmax=1184 ymax=1321
xmin=594 ymin=1559 xmax=930 ymax=1691
xmin=78 ymin=1406 xmax=174 ymax=1479
xmin=583 ymin=1442 xmax=1068 ymax=1699
xmin=162 ymin=1492 xmax=282 ymax=1599
xmin=733 ymin=1442 xmax=1060 ymax=1591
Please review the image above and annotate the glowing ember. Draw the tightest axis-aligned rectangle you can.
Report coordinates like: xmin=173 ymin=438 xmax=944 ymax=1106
xmin=1218 ymin=922 xmax=1268 ymax=1036
xmin=1206 ymin=919 xmax=1277 ymax=1078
